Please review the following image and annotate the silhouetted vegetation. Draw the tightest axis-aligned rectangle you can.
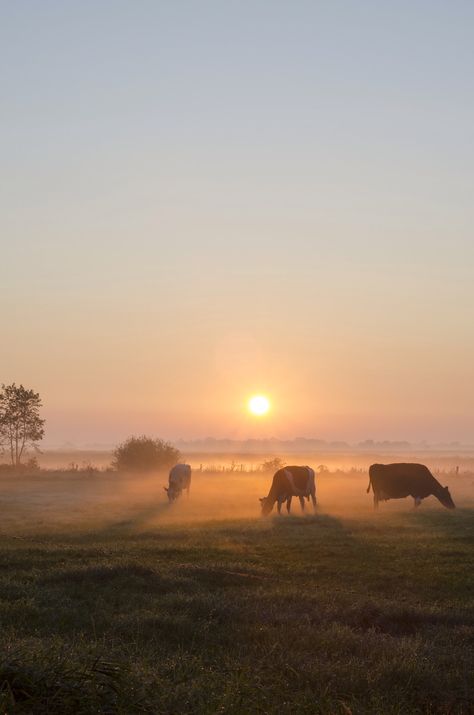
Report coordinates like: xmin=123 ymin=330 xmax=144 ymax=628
xmin=0 ymin=383 xmax=45 ymax=467
xmin=260 ymin=457 xmax=286 ymax=472
xmin=112 ymin=435 xmax=180 ymax=472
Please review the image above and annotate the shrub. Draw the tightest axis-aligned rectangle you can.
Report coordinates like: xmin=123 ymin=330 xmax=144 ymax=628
xmin=0 ymin=457 xmax=40 ymax=475
xmin=25 ymin=456 xmax=41 ymax=473
xmin=260 ymin=457 xmax=286 ymax=472
xmin=112 ymin=436 xmax=180 ymax=472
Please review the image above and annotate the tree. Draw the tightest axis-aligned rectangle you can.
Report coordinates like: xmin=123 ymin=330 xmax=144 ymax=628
xmin=0 ymin=384 xmax=45 ymax=467
xmin=112 ymin=435 xmax=181 ymax=472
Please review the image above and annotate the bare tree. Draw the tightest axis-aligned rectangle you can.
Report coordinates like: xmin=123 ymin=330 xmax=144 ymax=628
xmin=0 ymin=384 xmax=45 ymax=467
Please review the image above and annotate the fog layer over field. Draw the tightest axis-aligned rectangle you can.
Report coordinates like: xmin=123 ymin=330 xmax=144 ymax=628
xmin=1 ymin=458 xmax=472 ymax=537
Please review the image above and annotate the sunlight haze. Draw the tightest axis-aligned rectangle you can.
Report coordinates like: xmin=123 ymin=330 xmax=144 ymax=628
xmin=2 ymin=1 xmax=474 ymax=444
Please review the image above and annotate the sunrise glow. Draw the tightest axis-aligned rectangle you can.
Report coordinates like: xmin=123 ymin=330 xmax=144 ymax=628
xmin=248 ymin=395 xmax=271 ymax=416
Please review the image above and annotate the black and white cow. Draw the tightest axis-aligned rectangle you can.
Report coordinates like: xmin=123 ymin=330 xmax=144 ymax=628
xmin=260 ymin=466 xmax=316 ymax=516
xmin=367 ymin=463 xmax=455 ymax=510
xmin=164 ymin=463 xmax=191 ymax=502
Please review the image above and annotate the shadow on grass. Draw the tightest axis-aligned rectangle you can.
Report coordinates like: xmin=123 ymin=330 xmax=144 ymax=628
xmin=269 ymin=512 xmax=358 ymax=550
xmin=338 ymin=600 xmax=474 ymax=636
xmin=42 ymin=563 xmax=194 ymax=594
xmin=408 ymin=506 xmax=474 ymax=536
xmin=270 ymin=512 xmax=348 ymax=531
xmin=93 ymin=501 xmax=173 ymax=536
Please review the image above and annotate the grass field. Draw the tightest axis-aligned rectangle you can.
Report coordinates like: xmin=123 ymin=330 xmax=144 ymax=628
xmin=0 ymin=468 xmax=473 ymax=713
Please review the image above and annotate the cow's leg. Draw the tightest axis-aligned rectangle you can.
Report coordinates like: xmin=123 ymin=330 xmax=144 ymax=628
xmin=286 ymin=497 xmax=292 ymax=513
xmin=414 ymin=496 xmax=421 ymax=508
xmin=310 ymin=492 xmax=317 ymax=512
xmin=373 ymin=494 xmax=379 ymax=510
xmin=277 ymin=499 xmax=282 ymax=515
xmin=299 ymin=496 xmax=305 ymax=512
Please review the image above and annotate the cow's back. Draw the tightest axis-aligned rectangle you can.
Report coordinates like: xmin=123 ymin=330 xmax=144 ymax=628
xmin=273 ymin=466 xmax=313 ymax=494
xmin=169 ymin=463 xmax=191 ymax=486
xmin=370 ymin=463 xmax=436 ymax=498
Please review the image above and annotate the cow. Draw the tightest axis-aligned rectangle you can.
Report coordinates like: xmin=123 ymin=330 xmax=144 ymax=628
xmin=164 ymin=463 xmax=191 ymax=502
xmin=367 ymin=463 xmax=455 ymax=510
xmin=259 ymin=466 xmax=316 ymax=516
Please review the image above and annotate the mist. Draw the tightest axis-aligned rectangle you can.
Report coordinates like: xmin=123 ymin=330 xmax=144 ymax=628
xmin=2 ymin=453 xmax=472 ymax=539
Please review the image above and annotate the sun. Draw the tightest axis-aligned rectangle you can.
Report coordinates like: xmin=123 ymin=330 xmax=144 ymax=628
xmin=248 ymin=394 xmax=271 ymax=416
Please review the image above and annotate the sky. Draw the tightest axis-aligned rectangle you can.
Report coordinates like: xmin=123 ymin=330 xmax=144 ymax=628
xmin=1 ymin=1 xmax=474 ymax=445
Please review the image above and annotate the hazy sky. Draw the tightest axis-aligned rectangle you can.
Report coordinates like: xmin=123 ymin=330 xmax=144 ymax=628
xmin=2 ymin=1 xmax=474 ymax=444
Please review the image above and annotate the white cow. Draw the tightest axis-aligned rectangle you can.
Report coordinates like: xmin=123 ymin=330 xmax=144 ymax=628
xmin=165 ymin=464 xmax=191 ymax=502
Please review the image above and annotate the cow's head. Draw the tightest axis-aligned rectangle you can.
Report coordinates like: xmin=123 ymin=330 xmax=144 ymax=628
xmin=259 ymin=497 xmax=273 ymax=516
xmin=164 ymin=486 xmax=180 ymax=502
xmin=439 ymin=486 xmax=456 ymax=509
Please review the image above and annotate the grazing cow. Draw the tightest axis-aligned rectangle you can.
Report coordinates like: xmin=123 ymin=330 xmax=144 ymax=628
xmin=260 ymin=466 xmax=316 ymax=516
xmin=164 ymin=463 xmax=191 ymax=502
xmin=367 ymin=463 xmax=455 ymax=510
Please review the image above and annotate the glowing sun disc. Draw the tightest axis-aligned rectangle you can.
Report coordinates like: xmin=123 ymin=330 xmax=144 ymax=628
xmin=248 ymin=395 xmax=270 ymax=416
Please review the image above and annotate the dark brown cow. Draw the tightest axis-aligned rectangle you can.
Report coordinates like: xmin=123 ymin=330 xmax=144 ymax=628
xmin=367 ymin=463 xmax=455 ymax=510
xmin=260 ymin=466 xmax=316 ymax=516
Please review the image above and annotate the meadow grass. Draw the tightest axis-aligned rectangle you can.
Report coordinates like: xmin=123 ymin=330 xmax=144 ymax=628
xmin=0 ymin=471 xmax=472 ymax=713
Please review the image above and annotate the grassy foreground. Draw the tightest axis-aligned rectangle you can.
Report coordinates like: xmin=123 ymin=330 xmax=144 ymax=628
xmin=0 ymin=508 xmax=473 ymax=714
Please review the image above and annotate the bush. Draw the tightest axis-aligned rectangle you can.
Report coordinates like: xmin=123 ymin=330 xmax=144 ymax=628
xmin=0 ymin=457 xmax=40 ymax=475
xmin=260 ymin=457 xmax=286 ymax=472
xmin=25 ymin=456 xmax=41 ymax=473
xmin=112 ymin=436 xmax=181 ymax=472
